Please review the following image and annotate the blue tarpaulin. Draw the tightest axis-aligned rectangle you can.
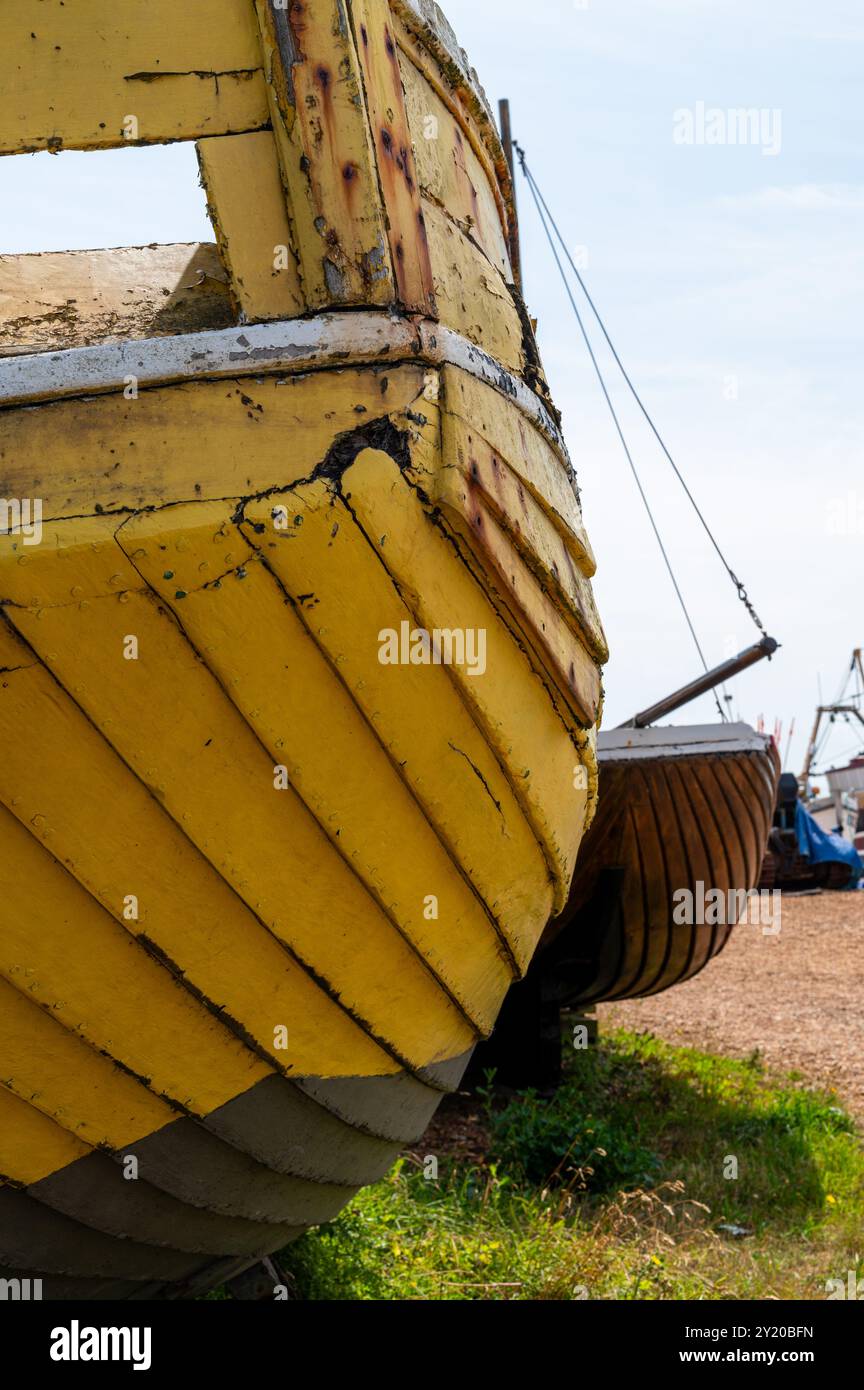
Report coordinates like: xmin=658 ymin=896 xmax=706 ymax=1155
xmin=795 ymin=801 xmax=863 ymax=888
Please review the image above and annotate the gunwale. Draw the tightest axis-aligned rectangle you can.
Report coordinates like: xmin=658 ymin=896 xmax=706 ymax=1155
xmin=0 ymin=313 xmax=571 ymax=464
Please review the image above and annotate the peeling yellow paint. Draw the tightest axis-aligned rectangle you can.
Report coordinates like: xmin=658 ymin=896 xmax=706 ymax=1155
xmin=197 ymin=132 xmax=305 ymax=321
xmin=0 ymin=1 xmax=269 ymax=153
xmin=254 ymin=0 xmax=395 ymax=308
xmin=0 ymin=1 xmax=608 ymax=1242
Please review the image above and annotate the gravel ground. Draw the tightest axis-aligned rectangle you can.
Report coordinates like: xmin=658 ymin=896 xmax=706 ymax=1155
xmin=601 ymin=891 xmax=864 ymax=1124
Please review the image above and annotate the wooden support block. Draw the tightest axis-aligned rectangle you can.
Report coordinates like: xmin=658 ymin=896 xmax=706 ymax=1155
xmin=0 ymin=1 xmax=269 ymax=153
xmin=197 ymin=132 xmax=305 ymax=322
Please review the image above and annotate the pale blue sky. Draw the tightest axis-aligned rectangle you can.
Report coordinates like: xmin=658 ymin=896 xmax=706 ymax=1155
xmin=2 ymin=0 xmax=861 ymax=773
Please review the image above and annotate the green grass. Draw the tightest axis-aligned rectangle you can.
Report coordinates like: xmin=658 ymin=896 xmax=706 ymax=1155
xmin=276 ymin=1030 xmax=864 ymax=1300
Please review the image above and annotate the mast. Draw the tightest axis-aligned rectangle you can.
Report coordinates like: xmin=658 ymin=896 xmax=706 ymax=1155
xmin=498 ymin=99 xmax=523 ymax=291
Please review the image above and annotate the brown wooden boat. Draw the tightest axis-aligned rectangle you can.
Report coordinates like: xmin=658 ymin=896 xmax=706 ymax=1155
xmin=471 ymin=722 xmax=780 ymax=1088
xmin=547 ymin=722 xmax=781 ymax=1002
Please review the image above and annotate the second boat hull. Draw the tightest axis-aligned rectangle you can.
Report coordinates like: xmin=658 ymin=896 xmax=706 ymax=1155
xmin=544 ymin=723 xmax=781 ymax=1006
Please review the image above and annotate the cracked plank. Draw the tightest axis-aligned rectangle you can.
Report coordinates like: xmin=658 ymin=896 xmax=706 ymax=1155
xmin=0 ymin=365 xmax=428 ymax=520
xmin=115 ymin=499 xmax=514 ymax=1025
xmin=341 ymin=446 xmax=591 ymax=911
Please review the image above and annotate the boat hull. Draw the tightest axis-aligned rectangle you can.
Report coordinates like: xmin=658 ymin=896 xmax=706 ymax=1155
xmin=0 ymin=0 xmax=609 ymax=1298
xmin=0 ymin=353 xmax=605 ymax=1297
xmin=468 ymin=724 xmax=780 ymax=1090
xmin=544 ymin=723 xmax=781 ymax=1006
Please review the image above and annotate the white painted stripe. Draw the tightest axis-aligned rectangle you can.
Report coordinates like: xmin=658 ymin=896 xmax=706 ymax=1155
xmin=598 ymin=723 xmax=771 ymax=761
xmin=0 ymin=313 xmax=415 ymax=407
xmin=0 ymin=313 xmax=571 ymax=465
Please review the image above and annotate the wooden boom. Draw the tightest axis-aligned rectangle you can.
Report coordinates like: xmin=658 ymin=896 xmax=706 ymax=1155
xmin=621 ymin=636 xmax=779 ymax=729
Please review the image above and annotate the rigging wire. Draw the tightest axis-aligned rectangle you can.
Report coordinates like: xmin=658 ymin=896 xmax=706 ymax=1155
xmin=513 ymin=142 xmax=726 ymax=720
xmin=514 ymin=142 xmax=770 ymax=645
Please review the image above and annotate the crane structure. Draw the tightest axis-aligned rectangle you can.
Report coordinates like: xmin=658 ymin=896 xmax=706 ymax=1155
xmin=800 ymin=648 xmax=864 ymax=793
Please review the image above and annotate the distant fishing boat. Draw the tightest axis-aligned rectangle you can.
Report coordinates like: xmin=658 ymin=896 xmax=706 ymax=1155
xmin=768 ymin=648 xmax=864 ymax=887
xmin=0 ymin=0 xmax=606 ymax=1298
xmin=761 ymin=774 xmax=863 ymax=892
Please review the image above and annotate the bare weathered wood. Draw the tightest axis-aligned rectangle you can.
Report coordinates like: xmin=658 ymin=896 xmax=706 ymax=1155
xmin=498 ymin=99 xmax=522 ymax=289
xmin=0 ymin=244 xmax=234 ymax=357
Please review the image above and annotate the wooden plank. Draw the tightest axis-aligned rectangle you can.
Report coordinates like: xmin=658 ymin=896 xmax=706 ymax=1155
xmin=197 ymin=133 xmax=305 ymax=322
xmin=0 ymin=1186 xmax=209 ymax=1283
xmin=0 ymin=513 xmax=476 ymax=1072
xmin=29 ymin=1143 xmax=293 ymax=1259
xmin=436 ymin=414 xmax=607 ymax=663
xmin=392 ymin=1 xmax=510 ymax=204
xmin=434 ymin=477 xmax=604 ymax=728
xmin=329 ymin=446 xmax=587 ymax=910
xmin=238 ymin=462 xmax=556 ymax=952
xmin=641 ymin=761 xmax=695 ymax=992
xmin=443 ymin=365 xmax=587 ymax=552
xmin=0 ymin=615 xmax=34 ymax=669
xmin=114 ymin=500 xmax=514 ymax=1034
xmin=254 ymin=0 xmax=394 ymax=308
xmin=0 ymin=1 xmax=269 ymax=153
xmin=0 ymin=244 xmax=234 ymax=358
xmin=0 ymin=365 xmax=428 ymax=519
xmin=0 ymin=321 xmax=570 ymax=469
xmin=0 ymin=1086 xmax=90 ymax=1188
xmin=657 ymin=759 xmax=727 ymax=981
xmin=351 ymin=0 xmax=436 ymax=312
xmin=398 ymin=49 xmax=510 ymax=279
xmin=0 ymin=662 xmax=394 ymax=1084
xmin=0 ymin=974 xmax=174 ymax=1151
xmin=0 ymin=314 xmax=422 ymax=408
xmin=0 ymin=800 xmax=273 ymax=1119
xmin=422 ymin=199 xmax=524 ymax=370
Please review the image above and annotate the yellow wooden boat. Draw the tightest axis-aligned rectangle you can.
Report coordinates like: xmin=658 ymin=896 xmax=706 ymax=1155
xmin=0 ymin=1 xmax=606 ymax=1297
